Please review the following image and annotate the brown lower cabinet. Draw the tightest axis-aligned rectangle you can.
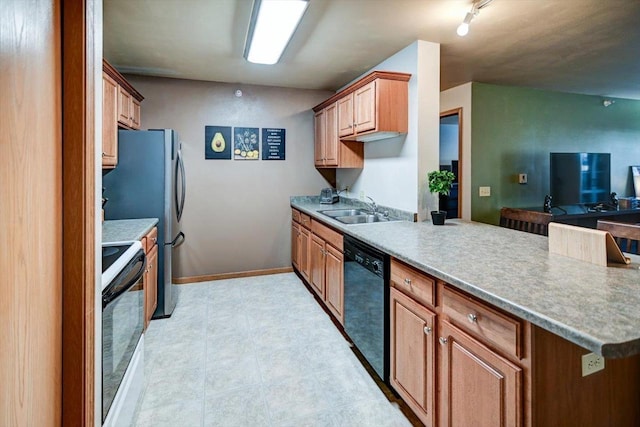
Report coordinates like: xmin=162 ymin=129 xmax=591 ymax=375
xmin=142 ymin=228 xmax=158 ymax=329
xmin=390 ymin=257 xmax=640 ymax=427
xmin=438 ymin=320 xmax=522 ymax=427
xmin=292 ymin=208 xmax=344 ymax=325
xmin=390 ymin=287 xmax=436 ymax=427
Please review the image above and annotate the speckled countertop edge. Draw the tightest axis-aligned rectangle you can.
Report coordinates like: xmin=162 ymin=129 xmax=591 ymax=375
xmin=291 ymin=197 xmax=640 ymax=358
xmin=103 ymin=218 xmax=159 ymax=243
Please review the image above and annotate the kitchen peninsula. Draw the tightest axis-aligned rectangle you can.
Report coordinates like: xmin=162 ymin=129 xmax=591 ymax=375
xmin=291 ymin=196 xmax=640 ymax=427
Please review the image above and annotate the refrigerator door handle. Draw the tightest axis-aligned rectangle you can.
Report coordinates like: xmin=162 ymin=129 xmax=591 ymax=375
xmin=168 ymin=231 xmax=185 ymax=248
xmin=175 ymin=149 xmax=186 ymax=222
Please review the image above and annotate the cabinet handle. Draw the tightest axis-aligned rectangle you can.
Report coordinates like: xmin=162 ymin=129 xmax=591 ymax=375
xmin=102 ymin=152 xmax=106 ymax=157
xmin=152 ymin=237 xmax=157 ymax=244
xmin=423 ymin=326 xmax=432 ymax=335
xmin=439 ymin=337 xmax=448 ymax=345
xmin=467 ymin=313 xmax=478 ymax=324
xmin=404 ymin=278 xmax=412 ymax=285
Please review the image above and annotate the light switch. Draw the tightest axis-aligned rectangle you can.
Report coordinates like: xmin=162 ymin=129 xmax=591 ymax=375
xmin=518 ymin=173 xmax=528 ymax=184
xmin=479 ymin=186 xmax=491 ymax=197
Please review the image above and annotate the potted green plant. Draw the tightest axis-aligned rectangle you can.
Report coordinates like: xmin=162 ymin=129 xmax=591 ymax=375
xmin=427 ymin=170 xmax=456 ymax=225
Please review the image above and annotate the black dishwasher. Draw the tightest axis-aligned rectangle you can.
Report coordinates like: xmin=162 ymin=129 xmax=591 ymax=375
xmin=343 ymin=235 xmax=390 ymax=383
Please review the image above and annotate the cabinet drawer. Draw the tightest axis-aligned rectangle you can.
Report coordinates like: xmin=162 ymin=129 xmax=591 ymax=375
xmin=144 ymin=227 xmax=158 ymax=254
xmin=311 ymin=219 xmax=342 ymax=249
xmin=299 ymin=213 xmax=311 ymax=229
xmin=390 ymin=258 xmax=435 ymax=308
xmin=442 ymin=286 xmax=521 ymax=359
xmin=292 ymin=208 xmax=301 ymax=223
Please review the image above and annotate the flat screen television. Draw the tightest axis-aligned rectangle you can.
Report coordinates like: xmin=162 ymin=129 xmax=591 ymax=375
xmin=550 ymin=152 xmax=611 ymax=206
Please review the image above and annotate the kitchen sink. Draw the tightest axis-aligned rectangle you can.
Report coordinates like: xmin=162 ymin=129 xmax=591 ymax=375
xmin=335 ymin=214 xmax=390 ymax=224
xmin=318 ymin=209 xmax=368 ymax=217
xmin=319 ymin=209 xmax=401 ymax=224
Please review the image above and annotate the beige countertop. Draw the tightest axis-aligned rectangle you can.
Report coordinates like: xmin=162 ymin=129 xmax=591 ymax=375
xmin=103 ymin=218 xmax=158 ymax=243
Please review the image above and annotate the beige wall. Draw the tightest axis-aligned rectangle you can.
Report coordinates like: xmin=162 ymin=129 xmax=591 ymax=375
xmin=127 ymin=76 xmax=332 ymax=278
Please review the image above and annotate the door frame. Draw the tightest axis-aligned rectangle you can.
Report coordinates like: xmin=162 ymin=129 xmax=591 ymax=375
xmin=439 ymin=107 xmax=463 ymax=219
xmin=62 ymin=0 xmax=99 ymax=425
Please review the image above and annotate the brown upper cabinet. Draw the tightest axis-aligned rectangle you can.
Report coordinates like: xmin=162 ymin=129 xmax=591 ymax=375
xmin=314 ymin=71 xmax=410 ymax=147
xmin=102 ymin=59 xmax=144 ymax=169
xmin=314 ymin=101 xmax=362 ymax=168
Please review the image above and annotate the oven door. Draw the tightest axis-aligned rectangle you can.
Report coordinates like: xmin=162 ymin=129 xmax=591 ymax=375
xmin=102 ymin=249 xmax=145 ymax=423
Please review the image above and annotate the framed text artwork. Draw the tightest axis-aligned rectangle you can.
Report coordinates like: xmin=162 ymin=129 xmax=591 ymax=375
xmin=204 ymin=125 xmax=232 ymax=160
xmin=233 ymin=127 xmax=259 ymax=160
xmin=262 ymin=128 xmax=285 ymax=160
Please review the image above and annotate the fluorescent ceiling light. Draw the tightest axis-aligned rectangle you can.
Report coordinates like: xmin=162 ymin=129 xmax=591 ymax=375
xmin=244 ymin=0 xmax=309 ymax=65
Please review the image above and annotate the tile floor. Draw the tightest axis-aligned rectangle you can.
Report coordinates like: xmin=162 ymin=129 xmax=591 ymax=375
xmin=133 ymin=272 xmax=413 ymax=427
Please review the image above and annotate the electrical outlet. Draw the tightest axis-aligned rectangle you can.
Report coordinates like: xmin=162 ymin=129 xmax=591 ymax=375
xmin=518 ymin=173 xmax=528 ymax=184
xmin=582 ymin=352 xmax=605 ymax=376
xmin=479 ymin=186 xmax=491 ymax=197
xmin=359 ymin=190 xmax=365 ymax=201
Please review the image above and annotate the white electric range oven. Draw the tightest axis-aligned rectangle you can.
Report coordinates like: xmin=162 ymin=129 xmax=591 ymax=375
xmin=101 ymin=241 xmax=146 ymax=426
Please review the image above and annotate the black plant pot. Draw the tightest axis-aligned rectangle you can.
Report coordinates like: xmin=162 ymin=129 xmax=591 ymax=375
xmin=430 ymin=210 xmax=447 ymax=225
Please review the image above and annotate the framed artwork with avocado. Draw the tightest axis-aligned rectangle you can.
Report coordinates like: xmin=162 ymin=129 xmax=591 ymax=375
xmin=205 ymin=125 xmax=232 ymax=159
xmin=233 ymin=127 xmax=260 ymax=160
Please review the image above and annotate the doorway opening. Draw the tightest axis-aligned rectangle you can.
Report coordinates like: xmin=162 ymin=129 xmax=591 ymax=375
xmin=439 ymin=108 xmax=462 ymax=219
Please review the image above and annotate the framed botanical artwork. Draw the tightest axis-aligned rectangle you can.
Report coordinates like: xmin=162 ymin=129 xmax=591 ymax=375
xmin=233 ymin=127 xmax=259 ymax=160
xmin=204 ymin=126 xmax=232 ymax=160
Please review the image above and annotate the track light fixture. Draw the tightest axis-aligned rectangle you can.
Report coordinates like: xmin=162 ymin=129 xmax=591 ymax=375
xmin=457 ymin=0 xmax=494 ymax=37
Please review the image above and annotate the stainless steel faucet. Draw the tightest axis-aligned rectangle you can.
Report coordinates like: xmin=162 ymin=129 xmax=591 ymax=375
xmin=366 ymin=196 xmax=378 ymax=214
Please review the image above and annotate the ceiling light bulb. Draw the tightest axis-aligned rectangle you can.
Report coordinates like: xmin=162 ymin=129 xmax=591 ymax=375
xmin=457 ymin=22 xmax=469 ymax=36
xmin=457 ymin=11 xmax=475 ymax=37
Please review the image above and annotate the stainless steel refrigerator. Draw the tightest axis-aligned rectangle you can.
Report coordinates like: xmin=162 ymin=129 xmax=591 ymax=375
xmin=103 ymin=129 xmax=186 ymax=318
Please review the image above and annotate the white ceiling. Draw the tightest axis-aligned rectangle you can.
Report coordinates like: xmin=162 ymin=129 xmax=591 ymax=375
xmin=104 ymin=0 xmax=640 ymax=99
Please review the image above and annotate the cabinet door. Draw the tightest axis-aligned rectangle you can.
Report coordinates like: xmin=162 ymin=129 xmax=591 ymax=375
xmin=390 ymin=288 xmax=436 ymax=427
xmin=324 ymin=244 xmax=344 ymax=325
xmin=291 ymin=222 xmax=300 ymax=269
xmin=324 ymin=103 xmax=339 ymax=167
xmin=439 ymin=320 xmax=522 ymax=427
xmin=354 ymin=81 xmax=376 ymax=134
xmin=299 ymin=226 xmax=310 ymax=281
xmin=117 ymin=85 xmax=132 ymax=127
xmin=314 ymin=110 xmax=325 ymax=167
xmin=337 ymin=93 xmax=354 ymax=137
xmin=131 ymin=98 xmax=141 ymax=129
xmin=309 ymin=234 xmax=325 ymax=299
xmin=144 ymin=244 xmax=158 ymax=329
xmin=102 ymin=73 xmax=118 ymax=168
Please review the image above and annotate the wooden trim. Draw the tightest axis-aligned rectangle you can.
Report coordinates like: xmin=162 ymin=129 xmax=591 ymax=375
xmin=173 ymin=267 xmax=294 ymax=284
xmin=103 ymin=58 xmax=144 ymax=101
xmin=62 ymin=0 xmax=96 ymax=425
xmin=440 ymin=107 xmax=463 ymax=218
xmin=313 ymin=71 xmax=411 ymax=112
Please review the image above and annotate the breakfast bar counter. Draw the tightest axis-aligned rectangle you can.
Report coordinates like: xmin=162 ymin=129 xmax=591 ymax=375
xmin=291 ymin=197 xmax=640 ymax=358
